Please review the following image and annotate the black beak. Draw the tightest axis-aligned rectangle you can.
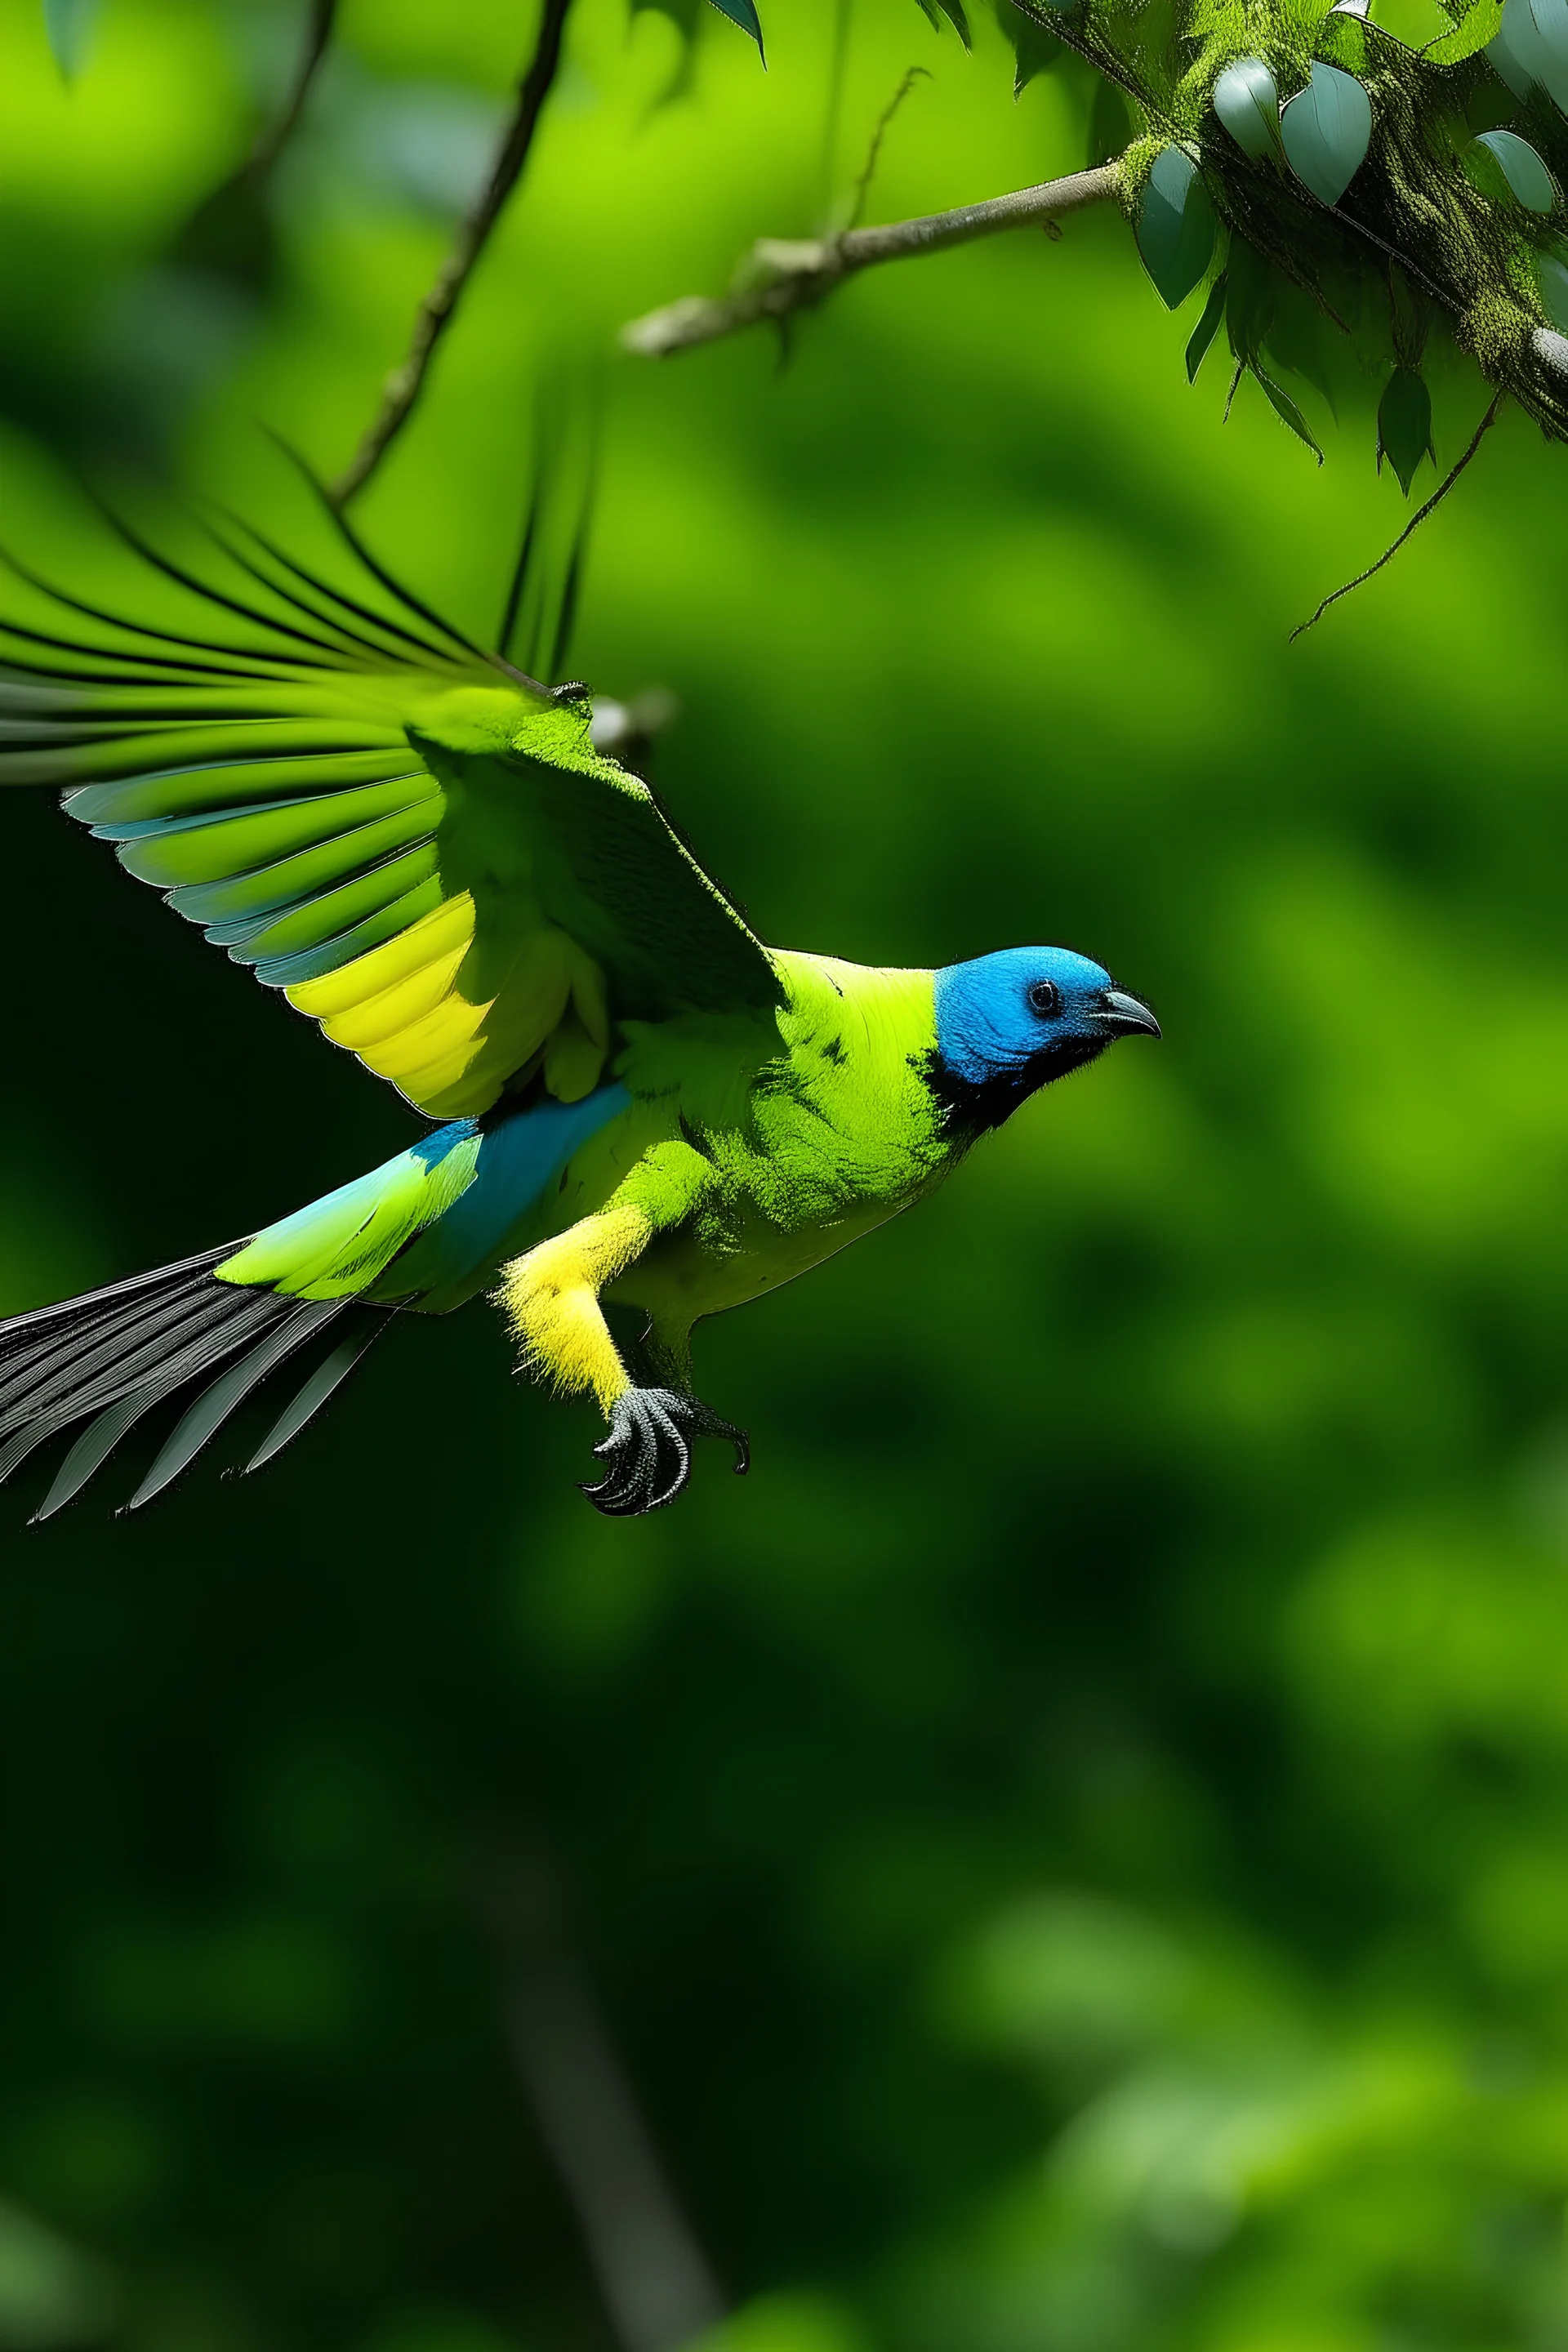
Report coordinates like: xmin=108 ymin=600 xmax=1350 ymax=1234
xmin=1096 ymin=987 xmax=1161 ymax=1040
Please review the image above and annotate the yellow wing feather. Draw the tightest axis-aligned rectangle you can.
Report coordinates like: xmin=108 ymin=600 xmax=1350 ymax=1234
xmin=0 ymin=512 xmax=779 ymax=1125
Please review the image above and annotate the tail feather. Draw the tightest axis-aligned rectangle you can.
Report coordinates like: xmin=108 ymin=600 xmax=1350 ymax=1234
xmin=0 ymin=1250 xmax=382 ymax=1516
xmin=243 ymin=1317 xmax=389 ymax=1476
xmin=0 ymin=1286 xmax=187 ymax=1413
xmin=125 ymin=1298 xmax=342 ymax=1514
xmin=0 ymin=1284 xmax=239 ymax=1439
xmin=24 ymin=1307 xmax=277 ymax=1522
xmin=0 ymin=1245 xmax=231 ymax=1355
xmin=31 ymin=1298 xmax=339 ymax=1525
xmin=0 ymin=1291 xmax=282 ymax=1492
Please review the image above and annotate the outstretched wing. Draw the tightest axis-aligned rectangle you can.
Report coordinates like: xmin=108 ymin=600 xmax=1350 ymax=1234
xmin=0 ymin=503 xmax=780 ymax=1121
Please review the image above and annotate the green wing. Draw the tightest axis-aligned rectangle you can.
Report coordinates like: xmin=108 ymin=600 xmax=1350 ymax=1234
xmin=0 ymin=511 xmax=780 ymax=1120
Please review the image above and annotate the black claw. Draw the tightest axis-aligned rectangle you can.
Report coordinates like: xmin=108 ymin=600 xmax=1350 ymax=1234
xmin=580 ymin=1388 xmax=751 ymax=1517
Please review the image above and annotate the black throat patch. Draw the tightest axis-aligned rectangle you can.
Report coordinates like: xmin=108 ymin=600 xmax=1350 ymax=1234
xmin=915 ymin=1039 xmax=1110 ymax=1136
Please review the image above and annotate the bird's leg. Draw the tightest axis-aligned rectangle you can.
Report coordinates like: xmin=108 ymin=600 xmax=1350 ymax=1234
xmin=624 ymin=1317 xmax=692 ymax=1394
xmin=499 ymin=1203 xmax=653 ymax=1415
xmin=497 ymin=1157 xmax=748 ymax=1515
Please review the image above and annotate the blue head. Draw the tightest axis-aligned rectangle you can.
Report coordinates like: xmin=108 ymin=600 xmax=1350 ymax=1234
xmin=931 ymin=945 xmax=1160 ymax=1129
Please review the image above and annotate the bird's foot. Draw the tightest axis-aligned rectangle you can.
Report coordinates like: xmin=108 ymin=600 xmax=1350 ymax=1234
xmin=581 ymin=1388 xmax=750 ymax=1517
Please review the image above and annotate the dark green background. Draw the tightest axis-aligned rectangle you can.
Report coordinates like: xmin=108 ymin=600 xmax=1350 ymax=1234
xmin=3 ymin=1 xmax=1568 ymax=2346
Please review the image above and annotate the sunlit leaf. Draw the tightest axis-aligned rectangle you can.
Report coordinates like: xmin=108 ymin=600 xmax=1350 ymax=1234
xmin=1214 ymin=56 xmax=1281 ymax=155
xmin=1420 ymin=0 xmax=1502 ymax=62
xmin=1135 ymin=146 xmax=1216 ymax=308
xmin=1367 ymin=0 xmax=1453 ymax=42
xmin=1280 ymin=62 xmax=1373 ymax=203
xmin=1377 ymin=364 xmax=1433 ymax=492
xmin=1469 ymin=126 xmax=1557 ymax=208
xmin=42 ymin=0 xmax=100 ymax=75
xmin=1186 ymin=270 xmax=1228 ymax=379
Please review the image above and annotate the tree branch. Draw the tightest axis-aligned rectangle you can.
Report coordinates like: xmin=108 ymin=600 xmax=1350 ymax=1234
xmin=621 ymin=160 xmax=1123 ymax=360
xmin=331 ymin=0 xmax=573 ymax=506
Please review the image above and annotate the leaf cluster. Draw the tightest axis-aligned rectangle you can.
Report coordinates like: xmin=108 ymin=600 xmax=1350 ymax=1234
xmin=994 ymin=0 xmax=1568 ymax=473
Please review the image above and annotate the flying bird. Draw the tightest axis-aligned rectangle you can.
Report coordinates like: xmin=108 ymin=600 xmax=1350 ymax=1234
xmin=0 ymin=496 xmax=1159 ymax=1520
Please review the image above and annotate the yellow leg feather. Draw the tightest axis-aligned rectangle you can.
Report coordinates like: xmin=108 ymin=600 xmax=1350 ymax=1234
xmin=498 ymin=1204 xmax=653 ymax=1412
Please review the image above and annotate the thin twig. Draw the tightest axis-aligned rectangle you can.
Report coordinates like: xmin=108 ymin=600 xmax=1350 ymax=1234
xmin=621 ymin=159 xmax=1121 ymax=359
xmin=332 ymin=0 xmax=574 ymax=505
xmin=1291 ymin=390 xmax=1503 ymax=639
xmin=847 ymin=67 xmax=931 ymax=231
xmin=167 ymin=0 xmax=338 ymax=269
xmin=251 ymin=0 xmax=339 ymax=177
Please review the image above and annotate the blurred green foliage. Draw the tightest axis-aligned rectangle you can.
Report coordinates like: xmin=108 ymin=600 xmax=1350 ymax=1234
xmin=3 ymin=0 xmax=1568 ymax=2347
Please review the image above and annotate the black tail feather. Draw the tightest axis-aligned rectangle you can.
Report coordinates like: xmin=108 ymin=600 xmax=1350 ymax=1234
xmin=0 ymin=1292 xmax=280 ymax=1494
xmin=0 ymin=1254 xmax=384 ymax=1517
xmin=0 ymin=1245 xmax=231 ymax=1354
xmin=245 ymin=1315 xmax=388 ymax=1475
xmin=0 ymin=1285 xmax=238 ymax=1441
xmin=125 ymin=1298 xmax=342 ymax=1514
xmin=0 ymin=1285 xmax=196 ymax=1414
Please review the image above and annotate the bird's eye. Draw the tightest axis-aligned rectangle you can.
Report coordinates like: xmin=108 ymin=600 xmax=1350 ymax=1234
xmin=1027 ymin=979 xmax=1061 ymax=1018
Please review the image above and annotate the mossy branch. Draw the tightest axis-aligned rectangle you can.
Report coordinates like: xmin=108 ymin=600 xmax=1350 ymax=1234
xmin=332 ymin=0 xmax=573 ymax=506
xmin=620 ymin=161 xmax=1124 ymax=359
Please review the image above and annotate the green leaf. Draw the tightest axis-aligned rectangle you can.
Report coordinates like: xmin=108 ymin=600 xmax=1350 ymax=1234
xmin=1266 ymin=283 xmax=1343 ymax=410
xmin=1537 ymin=247 xmax=1568 ymax=327
xmin=1367 ymin=0 xmax=1454 ymax=45
xmin=1186 ymin=270 xmax=1229 ymax=380
xmin=706 ymin=0 xmax=764 ymax=54
xmin=1529 ymin=0 xmax=1568 ymax=74
xmin=1280 ymin=62 xmax=1373 ymax=204
xmin=42 ymin=0 xmax=100 ymax=75
xmin=1377 ymin=364 xmax=1433 ymax=492
xmin=1088 ymin=76 xmax=1134 ymax=166
xmin=1468 ymin=127 xmax=1557 ymax=209
xmin=1226 ymin=236 xmax=1275 ymax=362
xmin=1497 ymin=0 xmax=1568 ymax=101
xmin=1487 ymin=11 xmax=1536 ymax=82
xmin=993 ymin=0 xmax=1062 ymax=87
xmin=1135 ymin=147 xmax=1216 ymax=309
xmin=1254 ymin=365 xmax=1325 ymax=460
xmin=912 ymin=0 xmax=972 ymax=40
xmin=1421 ymin=0 xmax=1502 ymax=62
xmin=1213 ymin=56 xmax=1281 ymax=158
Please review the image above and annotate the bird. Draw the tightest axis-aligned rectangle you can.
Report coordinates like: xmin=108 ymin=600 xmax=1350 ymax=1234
xmin=0 ymin=488 xmax=1159 ymax=1521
